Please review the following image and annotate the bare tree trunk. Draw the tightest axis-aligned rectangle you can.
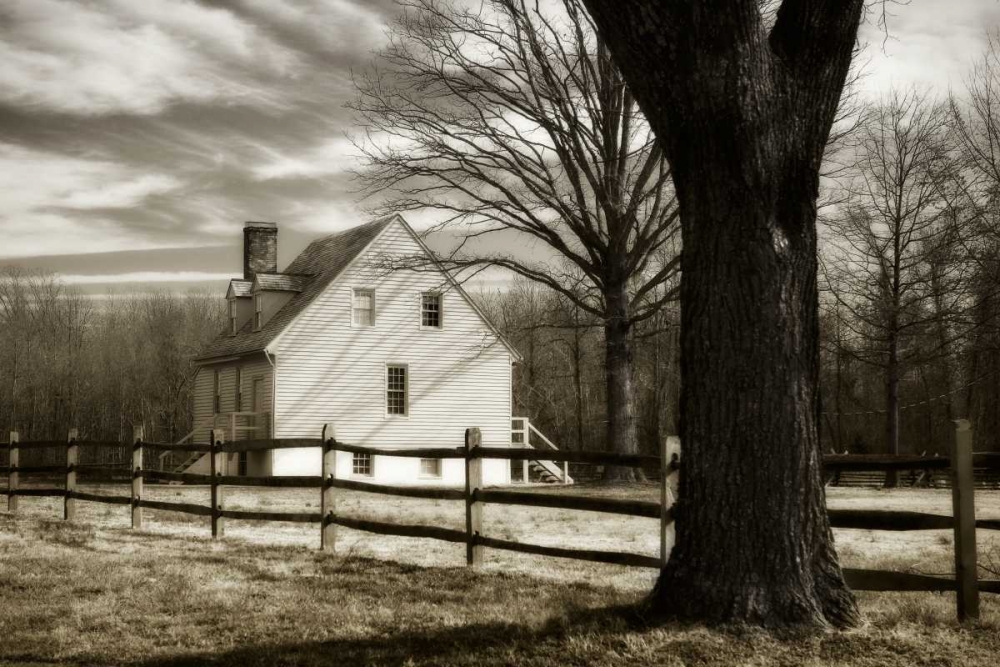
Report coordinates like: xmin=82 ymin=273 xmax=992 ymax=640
xmin=603 ymin=282 xmax=642 ymax=481
xmin=572 ymin=323 xmax=584 ymax=451
xmin=647 ymin=171 xmax=856 ymax=626
xmin=885 ymin=334 xmax=900 ymax=487
xmin=577 ymin=0 xmax=864 ymax=627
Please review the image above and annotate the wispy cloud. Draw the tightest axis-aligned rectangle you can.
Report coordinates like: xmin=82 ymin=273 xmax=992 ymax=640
xmin=0 ymin=0 xmax=300 ymax=115
xmin=1 ymin=0 xmax=995 ymax=292
xmin=61 ymin=271 xmax=239 ymax=284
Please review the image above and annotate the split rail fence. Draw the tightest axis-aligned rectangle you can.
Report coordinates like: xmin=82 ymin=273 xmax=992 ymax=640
xmin=2 ymin=421 xmax=1000 ymax=621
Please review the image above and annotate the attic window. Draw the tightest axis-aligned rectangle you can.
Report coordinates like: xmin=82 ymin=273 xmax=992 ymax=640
xmin=254 ymin=294 xmax=263 ymax=330
xmin=421 ymin=293 xmax=441 ymax=328
xmin=229 ymin=299 xmax=238 ymax=335
xmin=353 ymin=289 xmax=374 ymax=327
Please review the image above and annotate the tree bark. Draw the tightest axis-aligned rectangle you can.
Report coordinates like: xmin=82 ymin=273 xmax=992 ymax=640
xmin=884 ymin=333 xmax=900 ymax=487
xmin=603 ymin=281 xmax=642 ymax=481
xmin=581 ymin=0 xmax=864 ymax=628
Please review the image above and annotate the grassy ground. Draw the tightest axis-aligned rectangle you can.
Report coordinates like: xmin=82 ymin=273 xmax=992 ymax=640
xmin=1 ymin=483 xmax=999 ymax=666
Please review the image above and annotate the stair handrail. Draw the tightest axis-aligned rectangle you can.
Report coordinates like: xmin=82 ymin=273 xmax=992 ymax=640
xmin=511 ymin=418 xmax=573 ymax=484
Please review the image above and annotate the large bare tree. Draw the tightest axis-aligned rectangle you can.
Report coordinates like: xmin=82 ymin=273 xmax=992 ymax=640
xmin=580 ymin=0 xmax=865 ymax=627
xmin=351 ymin=0 xmax=679 ymax=475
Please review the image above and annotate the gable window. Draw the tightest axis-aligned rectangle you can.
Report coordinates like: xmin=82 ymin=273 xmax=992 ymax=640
xmin=421 ymin=293 xmax=441 ymax=328
xmin=386 ymin=365 xmax=408 ymax=416
xmin=254 ymin=294 xmax=263 ymax=330
xmin=420 ymin=458 xmax=441 ymax=478
xmin=234 ymin=368 xmax=243 ymax=412
xmin=352 ymin=289 xmax=374 ymax=327
xmin=212 ymin=370 xmax=221 ymax=414
xmin=352 ymin=452 xmax=373 ymax=477
xmin=229 ymin=299 xmax=238 ymax=335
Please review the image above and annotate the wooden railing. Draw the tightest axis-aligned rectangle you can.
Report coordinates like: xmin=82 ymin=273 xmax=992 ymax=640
xmin=509 ymin=417 xmax=572 ymax=484
xmin=3 ymin=422 xmax=999 ymax=621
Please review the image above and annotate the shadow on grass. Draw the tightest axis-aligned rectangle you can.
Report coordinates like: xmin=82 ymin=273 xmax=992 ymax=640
xmin=139 ymin=604 xmax=649 ymax=667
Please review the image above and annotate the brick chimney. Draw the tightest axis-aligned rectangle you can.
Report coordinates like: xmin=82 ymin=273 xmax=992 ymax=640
xmin=243 ymin=221 xmax=278 ymax=280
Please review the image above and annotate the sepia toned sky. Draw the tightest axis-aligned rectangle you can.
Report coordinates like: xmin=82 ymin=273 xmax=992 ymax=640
xmin=0 ymin=0 xmax=996 ymax=293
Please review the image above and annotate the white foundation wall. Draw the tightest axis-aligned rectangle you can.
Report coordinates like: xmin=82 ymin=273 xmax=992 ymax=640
xmin=271 ymin=220 xmax=513 ymax=485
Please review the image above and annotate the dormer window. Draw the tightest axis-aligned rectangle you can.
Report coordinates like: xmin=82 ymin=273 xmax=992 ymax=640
xmin=254 ymin=294 xmax=263 ymax=330
xmin=421 ymin=293 xmax=441 ymax=328
xmin=229 ymin=299 xmax=238 ymax=335
xmin=353 ymin=289 xmax=374 ymax=327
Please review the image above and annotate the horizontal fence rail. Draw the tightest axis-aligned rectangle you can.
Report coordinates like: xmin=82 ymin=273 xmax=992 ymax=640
xmin=5 ymin=422 xmax=1000 ymax=623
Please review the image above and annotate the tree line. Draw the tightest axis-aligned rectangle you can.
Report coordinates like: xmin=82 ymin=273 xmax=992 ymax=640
xmin=0 ymin=267 xmax=223 ymax=445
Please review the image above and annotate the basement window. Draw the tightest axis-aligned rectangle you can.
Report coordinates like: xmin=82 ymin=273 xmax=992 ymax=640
xmin=419 ymin=458 xmax=441 ymax=478
xmin=352 ymin=452 xmax=373 ymax=477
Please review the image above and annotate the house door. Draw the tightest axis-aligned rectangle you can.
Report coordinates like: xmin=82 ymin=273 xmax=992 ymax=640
xmin=241 ymin=378 xmax=264 ymax=476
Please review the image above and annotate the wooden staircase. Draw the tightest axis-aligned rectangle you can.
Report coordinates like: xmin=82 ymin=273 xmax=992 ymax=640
xmin=158 ymin=412 xmax=269 ymax=475
xmin=511 ymin=418 xmax=573 ymax=484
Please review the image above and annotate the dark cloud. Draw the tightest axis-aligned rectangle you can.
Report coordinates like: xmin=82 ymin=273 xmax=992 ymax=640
xmin=1 ymin=0 xmax=997 ymax=290
xmin=0 ymin=0 xmax=396 ymax=268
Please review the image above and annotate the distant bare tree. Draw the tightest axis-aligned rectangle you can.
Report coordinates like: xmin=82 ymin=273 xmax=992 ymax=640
xmin=822 ymin=90 xmax=970 ymax=483
xmin=351 ymin=0 xmax=679 ymax=478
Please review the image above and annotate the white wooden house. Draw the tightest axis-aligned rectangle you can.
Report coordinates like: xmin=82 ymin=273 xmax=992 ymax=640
xmin=183 ymin=215 xmax=558 ymax=486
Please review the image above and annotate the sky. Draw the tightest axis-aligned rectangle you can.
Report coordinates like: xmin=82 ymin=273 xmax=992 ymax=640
xmin=1 ymin=0 xmax=998 ymax=295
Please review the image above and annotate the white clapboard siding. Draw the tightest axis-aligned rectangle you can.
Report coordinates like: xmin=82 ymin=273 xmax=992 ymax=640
xmin=271 ymin=220 xmax=512 ymax=484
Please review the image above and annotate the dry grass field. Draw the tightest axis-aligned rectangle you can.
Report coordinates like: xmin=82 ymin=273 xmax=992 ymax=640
xmin=2 ymin=482 xmax=1000 ymax=666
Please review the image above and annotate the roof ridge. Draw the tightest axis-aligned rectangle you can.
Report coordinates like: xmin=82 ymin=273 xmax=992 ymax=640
xmin=308 ymin=214 xmax=397 ymax=245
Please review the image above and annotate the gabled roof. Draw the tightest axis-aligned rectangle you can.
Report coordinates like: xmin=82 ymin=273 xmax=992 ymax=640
xmin=227 ymin=280 xmax=253 ymax=298
xmin=253 ymin=273 xmax=312 ymax=293
xmin=195 ymin=213 xmax=521 ymax=364
xmin=195 ymin=216 xmax=396 ymax=362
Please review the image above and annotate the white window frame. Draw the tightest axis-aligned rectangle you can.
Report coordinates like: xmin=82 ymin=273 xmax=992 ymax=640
xmin=229 ymin=299 xmax=238 ymax=335
xmin=420 ymin=292 xmax=442 ymax=329
xmin=352 ymin=452 xmax=373 ymax=477
xmin=254 ymin=294 xmax=263 ymax=330
xmin=385 ymin=363 xmax=408 ymax=418
xmin=352 ymin=288 xmax=375 ymax=327
xmin=419 ymin=458 xmax=441 ymax=479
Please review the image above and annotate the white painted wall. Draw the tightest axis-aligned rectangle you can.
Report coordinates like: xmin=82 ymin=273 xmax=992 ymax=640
xmin=256 ymin=290 xmax=294 ymax=329
xmin=191 ymin=354 xmax=274 ymax=476
xmin=270 ymin=220 xmax=513 ymax=485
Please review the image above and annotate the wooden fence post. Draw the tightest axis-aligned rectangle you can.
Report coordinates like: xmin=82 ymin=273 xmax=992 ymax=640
xmin=951 ymin=419 xmax=979 ymax=622
xmin=8 ymin=431 xmax=18 ymax=513
xmin=65 ymin=428 xmax=78 ymax=521
xmin=321 ymin=424 xmax=337 ymax=552
xmin=211 ymin=429 xmax=225 ymax=538
xmin=465 ymin=427 xmax=483 ymax=566
xmin=661 ymin=436 xmax=681 ymax=567
xmin=132 ymin=425 xmax=144 ymax=529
